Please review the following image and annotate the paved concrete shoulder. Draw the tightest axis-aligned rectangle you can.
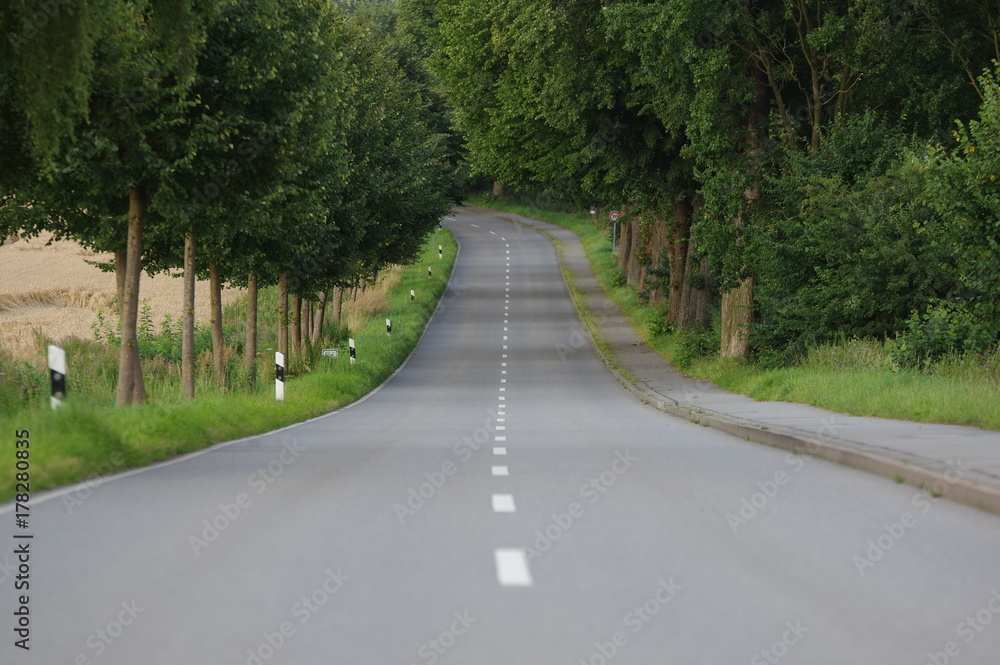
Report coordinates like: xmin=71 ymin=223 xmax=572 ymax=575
xmin=463 ymin=205 xmax=1000 ymax=517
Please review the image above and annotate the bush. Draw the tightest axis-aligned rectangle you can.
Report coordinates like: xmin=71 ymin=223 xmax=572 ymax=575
xmin=674 ymin=329 xmax=717 ymax=368
xmin=890 ymin=300 xmax=995 ymax=367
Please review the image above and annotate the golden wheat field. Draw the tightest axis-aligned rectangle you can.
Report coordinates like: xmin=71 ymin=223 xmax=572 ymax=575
xmin=0 ymin=232 xmax=244 ymax=359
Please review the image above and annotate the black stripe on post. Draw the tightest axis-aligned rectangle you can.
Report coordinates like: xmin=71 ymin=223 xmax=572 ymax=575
xmin=349 ymin=338 xmax=356 ymax=364
xmin=48 ymin=344 xmax=66 ymax=410
xmin=275 ymin=351 xmax=285 ymax=401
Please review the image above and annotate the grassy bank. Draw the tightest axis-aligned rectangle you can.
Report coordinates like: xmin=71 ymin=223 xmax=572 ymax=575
xmin=466 ymin=195 xmax=1000 ymax=431
xmin=0 ymin=229 xmax=457 ymax=501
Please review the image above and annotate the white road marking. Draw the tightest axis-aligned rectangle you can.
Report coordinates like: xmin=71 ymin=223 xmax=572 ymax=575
xmin=497 ymin=417 xmax=505 ymax=422
xmin=499 ymin=396 xmax=505 ymax=401
xmin=503 ymin=354 xmax=508 ymax=358
xmin=502 ymin=370 xmax=507 ymax=374
xmin=495 ymin=549 xmax=532 ymax=587
xmin=492 ymin=494 xmax=516 ymax=513
xmin=499 ymin=387 xmax=505 ymax=392
xmin=492 ymin=465 xmax=509 ymax=476
xmin=501 ymin=378 xmax=506 ymax=383
xmin=497 ymin=425 xmax=506 ymax=430
xmin=502 ymin=362 xmax=507 ymax=366
xmin=471 ymin=224 xmax=479 ymax=227
xmin=490 ymin=230 xmax=496 ymax=235
xmin=494 ymin=447 xmax=507 ymax=455
xmin=501 ymin=237 xmax=506 ymax=241
xmin=495 ymin=435 xmax=507 ymax=441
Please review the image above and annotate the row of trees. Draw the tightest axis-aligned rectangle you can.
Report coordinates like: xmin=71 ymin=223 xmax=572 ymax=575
xmin=413 ymin=0 xmax=1000 ymax=362
xmin=1 ymin=0 xmax=459 ymax=403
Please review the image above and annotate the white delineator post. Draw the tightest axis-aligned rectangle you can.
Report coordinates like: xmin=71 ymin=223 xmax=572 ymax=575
xmin=410 ymin=289 xmax=415 ymax=302
xmin=48 ymin=344 xmax=66 ymax=409
xmin=427 ymin=266 xmax=432 ymax=279
xmin=349 ymin=338 xmax=356 ymax=364
xmin=438 ymin=245 xmax=443 ymax=259
xmin=275 ymin=352 xmax=285 ymax=402
xmin=386 ymin=318 xmax=392 ymax=335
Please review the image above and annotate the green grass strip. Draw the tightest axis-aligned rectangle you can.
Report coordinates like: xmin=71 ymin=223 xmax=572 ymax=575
xmin=0 ymin=230 xmax=458 ymax=502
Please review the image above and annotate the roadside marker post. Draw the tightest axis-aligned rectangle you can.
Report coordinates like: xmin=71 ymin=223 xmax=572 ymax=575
xmin=275 ymin=352 xmax=285 ymax=402
xmin=410 ymin=289 xmax=415 ymax=302
xmin=438 ymin=245 xmax=443 ymax=259
xmin=349 ymin=338 xmax=356 ymax=364
xmin=48 ymin=344 xmax=66 ymax=409
xmin=428 ymin=266 xmax=432 ymax=279
xmin=386 ymin=318 xmax=392 ymax=335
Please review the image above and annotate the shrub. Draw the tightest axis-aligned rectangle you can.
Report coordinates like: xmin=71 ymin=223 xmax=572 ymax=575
xmin=674 ymin=329 xmax=718 ymax=368
xmin=889 ymin=300 xmax=995 ymax=367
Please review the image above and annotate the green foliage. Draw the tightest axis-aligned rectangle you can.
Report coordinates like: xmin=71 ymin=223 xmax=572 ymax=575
xmin=748 ymin=115 xmax=959 ymax=359
xmin=922 ymin=63 xmax=1000 ymax=334
xmin=890 ymin=300 xmax=995 ymax=368
xmin=674 ymin=329 xmax=718 ymax=369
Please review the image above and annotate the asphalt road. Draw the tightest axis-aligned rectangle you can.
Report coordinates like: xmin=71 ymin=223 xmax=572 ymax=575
xmin=4 ymin=208 xmax=1000 ymax=665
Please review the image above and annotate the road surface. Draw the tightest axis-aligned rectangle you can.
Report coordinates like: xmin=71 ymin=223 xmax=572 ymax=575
xmin=4 ymin=208 xmax=1000 ymax=664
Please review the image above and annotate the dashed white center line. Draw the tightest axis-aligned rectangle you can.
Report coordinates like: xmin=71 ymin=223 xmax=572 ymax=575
xmin=491 ymin=465 xmax=509 ymax=476
xmin=492 ymin=494 xmax=516 ymax=513
xmin=496 ymin=425 xmax=506 ymax=430
xmin=495 ymin=435 xmax=506 ymax=441
xmin=490 ymin=230 xmax=496 ymax=235
xmin=471 ymin=224 xmax=479 ymax=228
xmin=495 ymin=549 xmax=533 ymax=587
xmin=493 ymin=447 xmax=507 ymax=455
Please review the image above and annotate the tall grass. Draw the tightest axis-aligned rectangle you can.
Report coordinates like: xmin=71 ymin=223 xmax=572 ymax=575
xmin=0 ymin=229 xmax=457 ymax=501
xmin=467 ymin=195 xmax=1000 ymax=431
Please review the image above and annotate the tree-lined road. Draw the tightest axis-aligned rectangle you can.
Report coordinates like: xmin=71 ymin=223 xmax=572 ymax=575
xmin=5 ymin=208 xmax=1000 ymax=664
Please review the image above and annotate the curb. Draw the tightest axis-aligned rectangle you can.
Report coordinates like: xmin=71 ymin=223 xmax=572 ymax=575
xmin=462 ymin=204 xmax=1000 ymax=518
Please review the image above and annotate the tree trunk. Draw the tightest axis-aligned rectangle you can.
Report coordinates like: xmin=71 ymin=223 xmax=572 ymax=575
xmin=181 ymin=231 xmax=196 ymax=399
xmin=331 ymin=286 xmax=343 ymax=326
xmin=114 ymin=247 xmax=127 ymax=315
xmin=131 ymin=344 xmax=146 ymax=403
xmin=278 ymin=272 xmax=289 ymax=363
xmin=209 ymin=261 xmax=225 ymax=390
xmin=719 ymin=66 xmax=768 ymax=358
xmin=116 ymin=185 xmax=145 ymax=406
xmin=292 ymin=293 xmax=302 ymax=359
xmin=665 ymin=200 xmax=691 ymax=326
xmin=720 ymin=279 xmax=754 ymax=358
xmin=303 ymin=299 xmax=313 ymax=345
xmin=245 ymin=272 xmax=258 ymax=387
xmin=492 ymin=180 xmax=507 ymax=198
xmin=312 ymin=288 xmax=329 ymax=343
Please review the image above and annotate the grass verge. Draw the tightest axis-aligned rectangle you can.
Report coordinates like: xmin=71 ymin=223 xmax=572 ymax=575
xmin=466 ymin=195 xmax=1000 ymax=431
xmin=0 ymin=229 xmax=457 ymax=502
